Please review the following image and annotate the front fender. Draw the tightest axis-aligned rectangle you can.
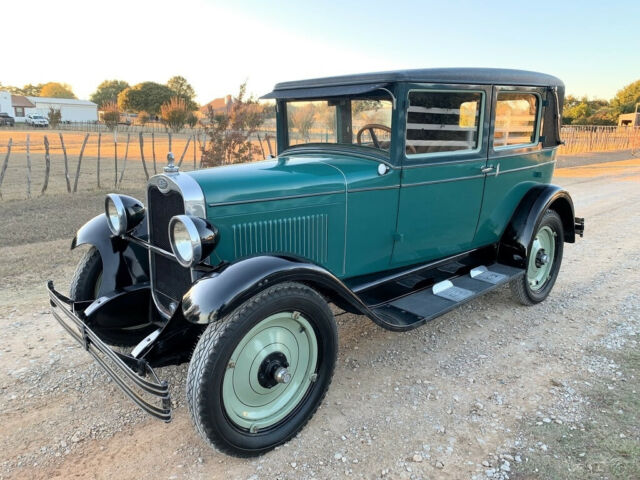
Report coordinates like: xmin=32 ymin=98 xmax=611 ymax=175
xmin=181 ymin=256 xmax=370 ymax=325
xmin=72 ymin=214 xmax=149 ymax=296
xmin=498 ymin=184 xmax=577 ymax=268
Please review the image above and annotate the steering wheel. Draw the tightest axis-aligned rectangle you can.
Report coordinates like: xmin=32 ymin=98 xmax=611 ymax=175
xmin=356 ymin=124 xmax=416 ymax=153
xmin=356 ymin=124 xmax=391 ymax=150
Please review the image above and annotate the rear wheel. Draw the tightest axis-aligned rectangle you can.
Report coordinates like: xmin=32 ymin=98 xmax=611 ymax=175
xmin=187 ymin=282 xmax=338 ymax=457
xmin=510 ymin=209 xmax=564 ymax=305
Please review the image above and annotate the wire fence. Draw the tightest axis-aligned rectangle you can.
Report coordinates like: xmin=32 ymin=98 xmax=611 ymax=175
xmin=0 ymin=129 xmax=278 ymax=201
xmin=560 ymin=125 xmax=640 ymax=155
xmin=1 ymin=124 xmax=639 ymax=201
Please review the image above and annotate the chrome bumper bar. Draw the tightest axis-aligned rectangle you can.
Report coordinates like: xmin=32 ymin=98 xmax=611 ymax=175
xmin=47 ymin=281 xmax=172 ymax=422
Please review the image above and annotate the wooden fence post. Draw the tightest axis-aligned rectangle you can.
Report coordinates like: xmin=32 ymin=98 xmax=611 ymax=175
xmin=118 ymin=133 xmax=131 ymax=186
xmin=265 ymin=134 xmax=273 ymax=156
xmin=151 ymin=132 xmax=157 ymax=173
xmin=73 ymin=133 xmax=89 ymax=193
xmin=59 ymin=133 xmax=71 ymax=193
xmin=114 ymin=132 xmax=118 ymax=188
xmin=26 ymin=135 xmax=31 ymax=198
xmin=41 ymin=137 xmax=50 ymax=196
xmin=0 ymin=138 xmax=12 ymax=199
xmin=177 ymin=136 xmax=191 ymax=167
xmin=193 ymin=133 xmax=196 ymax=169
xmin=139 ymin=132 xmax=149 ymax=179
xmin=256 ymin=133 xmax=265 ymax=158
xmin=97 ymin=132 xmax=102 ymax=189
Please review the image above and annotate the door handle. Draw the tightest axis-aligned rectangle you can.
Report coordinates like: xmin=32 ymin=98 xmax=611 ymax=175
xmin=481 ymin=163 xmax=500 ymax=176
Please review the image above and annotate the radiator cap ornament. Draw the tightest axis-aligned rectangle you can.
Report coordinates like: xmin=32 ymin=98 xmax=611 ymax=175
xmin=164 ymin=152 xmax=179 ymax=173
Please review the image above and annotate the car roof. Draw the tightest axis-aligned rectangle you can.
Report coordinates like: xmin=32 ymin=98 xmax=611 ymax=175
xmin=263 ymin=68 xmax=564 ymax=98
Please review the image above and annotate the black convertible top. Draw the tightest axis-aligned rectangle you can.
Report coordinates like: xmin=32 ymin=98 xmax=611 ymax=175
xmin=261 ymin=68 xmax=564 ymax=100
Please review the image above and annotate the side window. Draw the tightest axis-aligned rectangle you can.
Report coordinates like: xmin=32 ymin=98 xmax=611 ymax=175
xmin=494 ymin=92 xmax=539 ymax=148
xmin=406 ymin=90 xmax=482 ymax=156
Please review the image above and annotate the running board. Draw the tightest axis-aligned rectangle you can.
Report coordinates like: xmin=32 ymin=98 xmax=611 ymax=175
xmin=369 ymin=263 xmax=523 ymax=331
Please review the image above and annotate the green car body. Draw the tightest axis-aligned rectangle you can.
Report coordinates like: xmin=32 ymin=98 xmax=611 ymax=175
xmin=47 ymin=68 xmax=583 ymax=455
xmin=189 ymin=81 xmax=558 ymax=281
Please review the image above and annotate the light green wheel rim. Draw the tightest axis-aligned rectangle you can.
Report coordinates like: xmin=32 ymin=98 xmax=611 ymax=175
xmin=527 ymin=225 xmax=556 ymax=291
xmin=222 ymin=311 xmax=318 ymax=431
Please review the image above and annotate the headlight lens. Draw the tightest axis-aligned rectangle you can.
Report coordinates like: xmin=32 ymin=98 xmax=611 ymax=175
xmin=168 ymin=215 xmax=218 ymax=267
xmin=104 ymin=194 xmax=145 ymax=236
xmin=105 ymin=194 xmax=127 ymax=235
xmin=171 ymin=220 xmax=195 ymax=264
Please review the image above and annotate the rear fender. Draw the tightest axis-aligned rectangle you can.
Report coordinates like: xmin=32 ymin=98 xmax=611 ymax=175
xmin=71 ymin=214 xmax=149 ymax=296
xmin=499 ymin=184 xmax=576 ymax=268
xmin=181 ymin=256 xmax=370 ymax=325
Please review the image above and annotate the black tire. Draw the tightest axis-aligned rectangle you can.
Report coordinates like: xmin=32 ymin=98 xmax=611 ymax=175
xmin=70 ymin=247 xmax=103 ymax=301
xmin=510 ymin=209 xmax=564 ymax=305
xmin=69 ymin=247 xmax=154 ymax=347
xmin=187 ymin=282 xmax=338 ymax=457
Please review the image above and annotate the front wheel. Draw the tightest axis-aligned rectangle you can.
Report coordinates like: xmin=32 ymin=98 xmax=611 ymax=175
xmin=510 ymin=209 xmax=564 ymax=305
xmin=186 ymin=282 xmax=338 ymax=457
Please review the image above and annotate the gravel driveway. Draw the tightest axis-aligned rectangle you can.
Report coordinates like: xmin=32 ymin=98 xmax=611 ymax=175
xmin=1 ymin=155 xmax=639 ymax=480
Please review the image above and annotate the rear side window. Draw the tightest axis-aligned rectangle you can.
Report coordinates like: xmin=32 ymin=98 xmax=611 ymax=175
xmin=494 ymin=92 xmax=539 ymax=148
xmin=406 ymin=90 xmax=482 ymax=156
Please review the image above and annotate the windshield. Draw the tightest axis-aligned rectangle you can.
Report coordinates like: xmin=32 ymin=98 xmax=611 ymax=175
xmin=32 ymin=115 xmax=45 ymax=119
xmin=285 ymin=96 xmax=393 ymax=155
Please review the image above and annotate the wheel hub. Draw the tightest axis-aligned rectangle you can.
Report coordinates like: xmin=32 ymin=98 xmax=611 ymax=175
xmin=526 ymin=225 xmax=556 ymax=291
xmin=535 ymin=249 xmax=549 ymax=268
xmin=257 ymin=352 xmax=290 ymax=388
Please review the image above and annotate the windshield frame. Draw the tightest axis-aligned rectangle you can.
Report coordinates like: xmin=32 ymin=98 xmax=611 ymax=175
xmin=277 ymin=88 xmax=397 ymax=161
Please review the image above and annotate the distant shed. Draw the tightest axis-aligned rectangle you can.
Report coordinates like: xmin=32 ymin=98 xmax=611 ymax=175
xmin=26 ymin=96 xmax=98 ymax=122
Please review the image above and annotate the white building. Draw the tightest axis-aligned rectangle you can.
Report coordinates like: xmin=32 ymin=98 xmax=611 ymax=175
xmin=0 ymin=90 xmax=98 ymax=123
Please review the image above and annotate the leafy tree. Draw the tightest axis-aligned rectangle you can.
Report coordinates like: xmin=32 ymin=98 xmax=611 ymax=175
xmin=289 ymin=103 xmax=316 ymax=142
xmin=117 ymin=82 xmax=174 ymax=116
xmin=563 ymin=96 xmax=616 ymax=125
xmin=186 ymin=111 xmax=198 ymax=128
xmin=47 ymin=107 xmax=62 ymax=128
xmin=40 ymin=82 xmax=76 ymax=99
xmin=611 ymin=79 xmax=640 ymax=115
xmin=101 ymin=101 xmax=120 ymax=131
xmin=167 ymin=75 xmax=198 ymax=110
xmin=160 ymin=97 xmax=190 ymax=133
xmin=1 ymin=83 xmax=44 ymax=96
xmin=137 ymin=111 xmax=150 ymax=125
xmin=201 ymin=82 xmax=266 ymax=167
xmin=90 ymin=80 xmax=129 ymax=108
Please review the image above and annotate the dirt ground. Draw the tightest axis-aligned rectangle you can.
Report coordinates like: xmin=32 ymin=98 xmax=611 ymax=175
xmin=1 ymin=153 xmax=639 ymax=479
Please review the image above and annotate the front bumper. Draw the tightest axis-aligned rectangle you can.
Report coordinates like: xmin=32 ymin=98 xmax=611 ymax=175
xmin=574 ymin=217 xmax=585 ymax=238
xmin=47 ymin=281 xmax=172 ymax=421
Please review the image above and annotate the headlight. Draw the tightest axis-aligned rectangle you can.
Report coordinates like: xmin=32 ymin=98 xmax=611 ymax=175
xmin=105 ymin=194 xmax=145 ymax=236
xmin=168 ymin=215 xmax=218 ymax=267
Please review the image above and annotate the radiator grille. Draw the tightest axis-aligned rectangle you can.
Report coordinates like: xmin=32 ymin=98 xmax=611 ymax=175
xmin=232 ymin=214 xmax=329 ymax=264
xmin=147 ymin=186 xmax=192 ymax=310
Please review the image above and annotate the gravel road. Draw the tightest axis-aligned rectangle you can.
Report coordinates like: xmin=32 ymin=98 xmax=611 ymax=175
xmin=1 ymin=155 xmax=639 ymax=480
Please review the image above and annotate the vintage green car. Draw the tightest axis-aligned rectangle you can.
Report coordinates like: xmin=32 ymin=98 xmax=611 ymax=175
xmin=48 ymin=68 xmax=583 ymax=456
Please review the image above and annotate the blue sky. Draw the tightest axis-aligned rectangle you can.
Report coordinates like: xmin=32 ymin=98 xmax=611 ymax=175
xmin=4 ymin=0 xmax=638 ymax=102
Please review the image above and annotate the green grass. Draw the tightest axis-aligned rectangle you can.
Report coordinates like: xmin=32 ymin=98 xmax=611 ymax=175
xmin=513 ymin=349 xmax=640 ymax=480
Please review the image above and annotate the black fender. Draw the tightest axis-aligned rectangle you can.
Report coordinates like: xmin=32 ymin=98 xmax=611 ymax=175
xmin=498 ymin=184 xmax=577 ymax=268
xmin=181 ymin=255 xmax=372 ymax=325
xmin=71 ymin=214 xmax=149 ymax=296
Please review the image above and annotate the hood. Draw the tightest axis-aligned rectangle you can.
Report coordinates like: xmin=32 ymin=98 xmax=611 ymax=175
xmin=187 ymin=155 xmax=346 ymax=207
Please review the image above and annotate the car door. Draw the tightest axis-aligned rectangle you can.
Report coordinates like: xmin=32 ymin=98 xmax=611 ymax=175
xmin=473 ymin=85 xmax=551 ymax=246
xmin=391 ymin=83 xmax=491 ymax=266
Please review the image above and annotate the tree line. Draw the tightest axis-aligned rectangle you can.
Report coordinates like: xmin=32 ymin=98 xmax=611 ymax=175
xmin=563 ymin=78 xmax=640 ymax=125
